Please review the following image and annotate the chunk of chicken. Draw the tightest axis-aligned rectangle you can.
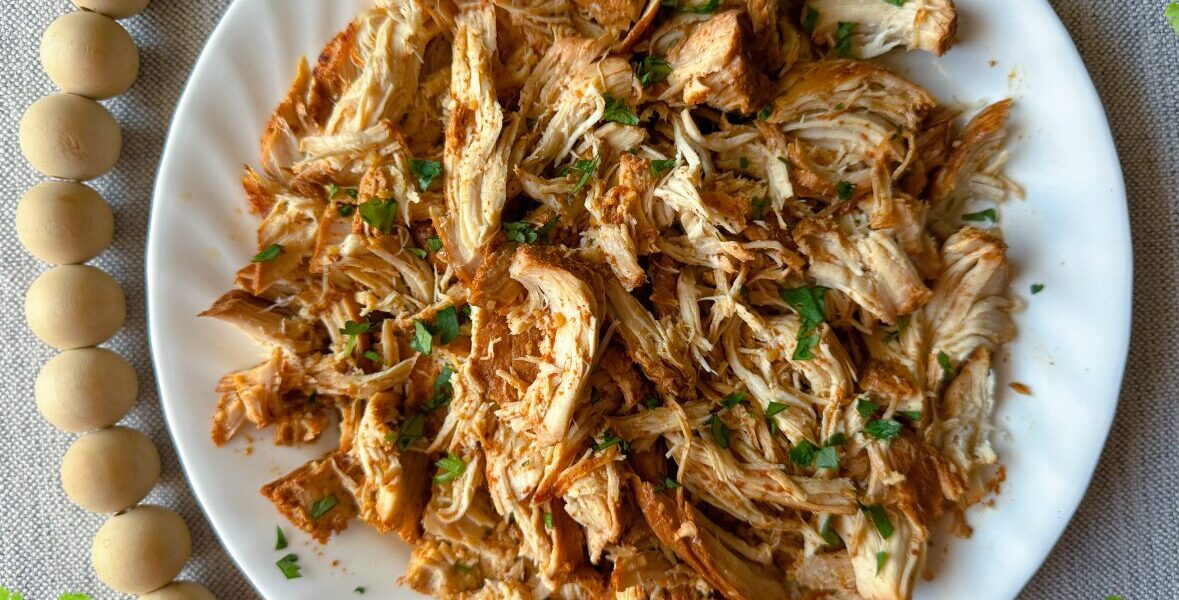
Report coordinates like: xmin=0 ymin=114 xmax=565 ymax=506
xmin=804 ymin=0 xmax=958 ymax=58
xmin=659 ymin=11 xmax=768 ymax=114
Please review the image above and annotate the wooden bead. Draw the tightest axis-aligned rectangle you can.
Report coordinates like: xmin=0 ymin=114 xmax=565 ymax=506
xmin=73 ymin=0 xmax=151 ymax=19
xmin=41 ymin=11 xmax=139 ymax=99
xmin=25 ymin=265 xmax=126 ymax=350
xmin=92 ymin=506 xmax=191 ymax=595
xmin=16 ymin=181 xmax=113 ymax=264
xmin=138 ymin=582 xmax=217 ymax=600
xmin=19 ymin=93 xmax=121 ymax=180
xmin=36 ymin=348 xmax=137 ymax=433
xmin=62 ymin=427 xmax=159 ymax=513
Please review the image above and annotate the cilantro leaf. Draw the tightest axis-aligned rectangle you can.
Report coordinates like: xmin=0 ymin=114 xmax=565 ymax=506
xmin=856 ymin=398 xmax=881 ymax=417
xmin=860 ymin=504 xmax=894 ymax=539
xmin=897 ymin=410 xmax=922 ymax=422
xmin=406 ymin=246 xmax=427 ymax=259
xmin=309 ymin=495 xmax=339 ymax=519
xmin=359 ymin=198 xmax=398 ymax=234
xmin=863 ymin=419 xmax=902 ymax=441
xmin=750 ymin=197 xmax=771 ymax=220
xmin=708 ymin=413 xmax=731 ymax=449
xmin=505 ymin=217 xmax=559 ymax=245
xmin=570 ymin=156 xmax=600 ymax=194
xmin=876 ymin=551 xmax=890 ymax=574
xmin=543 ymin=512 xmax=554 ymax=529
xmin=781 ymin=285 xmax=828 ymax=361
xmin=1031 ymin=283 xmax=1045 ymax=294
xmin=435 ymin=305 xmax=460 ymax=345
xmin=411 ymin=319 xmax=432 ymax=355
xmin=721 ymin=391 xmax=746 ymax=410
xmin=820 ymin=517 xmax=843 ymax=548
xmin=651 ymin=158 xmax=677 ymax=177
xmin=340 ymin=319 xmax=372 ymax=355
xmin=884 ymin=0 xmax=905 ymax=6
xmin=434 ymin=453 xmax=466 ymax=484
xmin=815 ymin=445 xmax=840 ymax=470
xmin=391 ymin=413 xmax=425 ymax=450
xmin=802 ymin=7 xmax=820 ymax=34
xmin=410 ymin=159 xmax=442 ymax=191
xmin=636 ymin=55 xmax=672 ymax=87
xmin=363 ymin=350 xmax=382 ymax=363
xmin=275 ymin=525 xmax=288 ymax=550
xmin=937 ymin=350 xmax=957 ymax=383
xmin=276 ymin=553 xmax=302 ymax=579
xmin=962 ymin=208 xmax=997 ymax=223
xmin=765 ymin=401 xmax=788 ymax=418
xmin=645 ymin=395 xmax=661 ymax=409
xmin=602 ymin=94 xmax=640 ymax=126
xmin=681 ymin=0 xmax=720 ymax=13
xmin=826 ymin=432 xmax=848 ymax=446
xmin=836 ymin=180 xmax=856 ymax=201
xmin=834 ymin=22 xmax=856 ymax=57
xmin=592 ymin=430 xmax=629 ymax=453
xmin=251 ymin=244 xmax=282 ymax=263
xmin=790 ymin=440 xmax=819 ymax=466
xmin=654 ymin=476 xmax=681 ymax=492
xmin=427 ymin=236 xmax=443 ymax=252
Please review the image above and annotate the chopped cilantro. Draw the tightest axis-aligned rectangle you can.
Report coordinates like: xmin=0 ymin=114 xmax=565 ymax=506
xmin=651 ymin=159 xmax=676 ymax=176
xmin=758 ymin=104 xmax=773 ymax=121
xmin=251 ymin=244 xmax=282 ymax=263
xmin=276 ymin=553 xmax=302 ymax=579
xmin=309 ymin=495 xmax=339 ymax=519
xmin=707 ymin=413 xmax=731 ymax=449
xmin=391 ymin=413 xmax=425 ymax=450
xmin=876 ymin=551 xmax=889 ymax=574
xmin=410 ymin=159 xmax=442 ymax=191
xmin=860 ymin=504 xmax=894 ymax=539
xmin=411 ymin=319 xmax=432 ymax=355
xmin=681 ymin=0 xmax=720 ymax=13
xmin=750 ymin=197 xmax=771 ymax=220
xmin=897 ymin=410 xmax=922 ymax=422
xmin=937 ymin=350 xmax=957 ymax=383
xmin=856 ymin=398 xmax=881 ymax=417
xmin=338 ymin=203 xmax=355 ymax=217
xmin=962 ymin=208 xmax=997 ymax=223
xmin=721 ymin=391 xmax=746 ymax=410
xmin=406 ymin=246 xmax=427 ymax=259
xmin=427 ymin=236 xmax=443 ymax=252
xmin=636 ymin=55 xmax=672 ymax=87
xmin=275 ymin=526 xmax=288 ymax=550
xmin=834 ymin=22 xmax=856 ymax=57
xmin=739 ymin=156 xmax=749 ymax=170
xmin=602 ymin=94 xmax=640 ymax=126
xmin=363 ymin=350 xmax=382 ymax=363
xmin=543 ymin=512 xmax=554 ymax=529
xmin=815 ymin=445 xmax=840 ymax=470
xmin=435 ymin=305 xmax=460 ymax=345
xmin=1031 ymin=283 xmax=1045 ymax=294
xmin=836 ymin=180 xmax=856 ymax=201
xmin=340 ymin=319 xmax=373 ymax=355
xmin=592 ymin=431 xmax=629 ymax=453
xmin=820 ymin=517 xmax=843 ymax=547
xmin=359 ymin=197 xmax=398 ymax=235
xmin=781 ymin=285 xmax=828 ymax=361
xmin=802 ymin=7 xmax=820 ymax=34
xmin=790 ymin=440 xmax=819 ymax=466
xmin=826 ymin=432 xmax=848 ymax=446
xmin=654 ymin=476 xmax=681 ymax=492
xmin=570 ymin=156 xmax=600 ymax=194
xmin=863 ymin=419 xmax=902 ymax=441
xmin=645 ymin=395 xmax=661 ymax=409
xmin=434 ymin=453 xmax=465 ymax=484
xmin=884 ymin=0 xmax=905 ymax=6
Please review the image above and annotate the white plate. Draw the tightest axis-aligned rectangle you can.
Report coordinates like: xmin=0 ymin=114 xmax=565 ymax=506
xmin=147 ymin=1 xmax=1132 ymax=598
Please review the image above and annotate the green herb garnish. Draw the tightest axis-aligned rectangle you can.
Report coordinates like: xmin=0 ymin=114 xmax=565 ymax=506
xmin=340 ymin=319 xmax=373 ymax=355
xmin=435 ymin=305 xmax=460 ymax=345
xmin=434 ymin=453 xmax=465 ymax=484
xmin=427 ymin=236 xmax=443 ymax=252
xmin=636 ymin=55 xmax=672 ymax=87
xmin=276 ymin=553 xmax=302 ymax=579
xmin=876 ymin=551 xmax=890 ymax=574
xmin=602 ymin=94 xmax=640 ymax=126
xmin=309 ymin=495 xmax=339 ymax=519
xmin=251 ymin=244 xmax=282 ymax=263
xmin=707 ymin=413 xmax=731 ymax=449
xmin=1031 ymin=283 xmax=1045 ymax=294
xmin=592 ymin=431 xmax=629 ymax=453
xmin=962 ymin=208 xmax=997 ymax=223
xmin=654 ymin=476 xmax=681 ymax=492
xmin=781 ymin=285 xmax=828 ymax=360
xmin=802 ymin=7 xmax=820 ymax=34
xmin=359 ymin=197 xmax=398 ymax=234
xmin=790 ymin=440 xmax=819 ymax=466
xmin=860 ymin=504 xmax=894 ymax=539
xmin=834 ymin=22 xmax=856 ymax=57
xmin=411 ymin=319 xmax=432 ymax=355
xmin=410 ymin=159 xmax=442 ymax=191
xmin=863 ymin=419 xmax=902 ymax=441
xmin=651 ymin=158 xmax=677 ymax=176
xmin=275 ymin=526 xmax=288 ymax=550
xmin=836 ymin=180 xmax=856 ymax=201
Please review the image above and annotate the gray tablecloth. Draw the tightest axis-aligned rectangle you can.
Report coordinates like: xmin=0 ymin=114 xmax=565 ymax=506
xmin=0 ymin=1 xmax=1174 ymax=599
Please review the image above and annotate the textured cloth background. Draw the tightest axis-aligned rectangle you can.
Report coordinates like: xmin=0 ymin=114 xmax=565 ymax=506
xmin=0 ymin=1 xmax=1174 ymax=599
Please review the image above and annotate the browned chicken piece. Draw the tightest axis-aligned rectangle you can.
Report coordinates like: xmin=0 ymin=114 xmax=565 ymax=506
xmin=261 ymin=451 xmax=359 ymax=543
xmin=661 ymin=10 xmax=769 ymax=114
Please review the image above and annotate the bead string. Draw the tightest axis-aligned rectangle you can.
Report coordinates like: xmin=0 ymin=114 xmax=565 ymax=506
xmin=18 ymin=1 xmax=215 ymax=599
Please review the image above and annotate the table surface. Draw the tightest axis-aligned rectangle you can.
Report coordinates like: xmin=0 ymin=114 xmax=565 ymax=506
xmin=0 ymin=1 xmax=1175 ymax=598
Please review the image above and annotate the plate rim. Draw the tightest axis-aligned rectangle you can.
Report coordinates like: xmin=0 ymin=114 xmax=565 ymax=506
xmin=145 ymin=0 xmax=1134 ymax=597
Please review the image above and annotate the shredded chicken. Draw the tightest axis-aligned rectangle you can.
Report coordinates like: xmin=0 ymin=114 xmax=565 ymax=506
xmin=204 ymin=1 xmax=1024 ymax=598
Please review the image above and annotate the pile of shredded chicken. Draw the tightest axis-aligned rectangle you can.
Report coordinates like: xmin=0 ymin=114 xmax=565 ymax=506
xmin=203 ymin=0 xmax=1023 ymax=598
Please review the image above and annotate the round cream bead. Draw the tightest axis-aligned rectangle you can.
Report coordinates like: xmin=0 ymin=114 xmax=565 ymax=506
xmin=35 ymin=348 xmax=137 ymax=432
xmin=16 ymin=181 xmax=114 ymax=264
xmin=92 ymin=506 xmax=192 ymax=595
xmin=25 ymin=264 xmax=126 ymax=350
xmin=62 ymin=426 xmax=160 ymax=513
xmin=72 ymin=0 xmax=152 ymax=19
xmin=138 ymin=582 xmax=217 ymax=600
xmin=19 ymin=93 xmax=122 ymax=180
xmin=41 ymin=11 xmax=139 ymax=99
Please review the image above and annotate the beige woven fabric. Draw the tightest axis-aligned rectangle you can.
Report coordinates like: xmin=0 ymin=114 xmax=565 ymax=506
xmin=0 ymin=1 xmax=1173 ymax=598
